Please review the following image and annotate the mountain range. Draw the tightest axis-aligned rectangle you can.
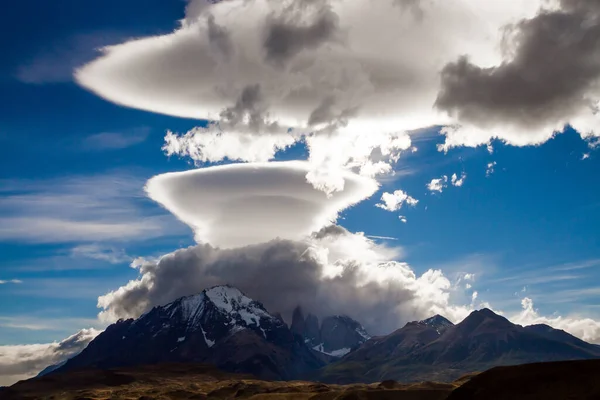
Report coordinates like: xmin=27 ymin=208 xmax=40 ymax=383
xmin=319 ymin=308 xmax=600 ymax=382
xmin=50 ymin=285 xmax=600 ymax=383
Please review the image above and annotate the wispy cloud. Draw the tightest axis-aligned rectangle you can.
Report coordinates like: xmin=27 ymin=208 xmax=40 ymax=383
xmin=70 ymin=244 xmax=131 ymax=264
xmin=0 ymin=173 xmax=187 ymax=243
xmin=16 ymin=31 xmax=127 ymax=84
xmin=80 ymin=129 xmax=149 ymax=151
xmin=0 ymin=280 xmax=22 ymax=285
xmin=0 ymin=315 xmax=102 ymax=332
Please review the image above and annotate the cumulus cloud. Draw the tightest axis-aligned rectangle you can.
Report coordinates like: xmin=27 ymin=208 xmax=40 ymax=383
xmin=376 ymin=189 xmax=418 ymax=212
xmin=97 ymin=227 xmax=473 ymax=335
xmin=0 ymin=328 xmax=100 ymax=386
xmin=512 ymin=297 xmax=600 ymax=344
xmin=163 ymin=128 xmax=298 ymax=164
xmin=436 ymin=0 xmax=600 ymax=151
xmin=486 ymin=161 xmax=497 ymax=177
xmin=427 ymin=175 xmax=448 ymax=193
xmin=451 ymin=172 xmax=466 ymax=187
xmin=263 ymin=0 xmax=341 ymax=65
xmin=145 ymin=161 xmax=378 ymax=247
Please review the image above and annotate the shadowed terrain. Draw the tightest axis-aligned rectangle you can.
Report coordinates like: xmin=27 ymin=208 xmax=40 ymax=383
xmin=3 ymin=360 xmax=600 ymax=399
xmin=0 ymin=363 xmax=460 ymax=400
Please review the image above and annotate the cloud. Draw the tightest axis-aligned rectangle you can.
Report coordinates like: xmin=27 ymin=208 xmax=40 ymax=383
xmin=436 ymin=0 xmax=600 ymax=151
xmin=263 ymin=0 xmax=341 ymax=65
xmin=0 ymin=328 xmax=100 ymax=386
xmin=376 ymin=189 xmax=418 ymax=212
xmin=427 ymin=175 xmax=448 ymax=193
xmin=76 ymin=0 xmax=538 ymax=126
xmin=78 ymin=0 xmax=591 ymax=184
xmin=163 ymin=127 xmax=298 ymax=163
xmin=511 ymin=297 xmax=600 ymax=344
xmin=0 ymin=173 xmax=184 ymax=243
xmin=304 ymin=130 xmax=412 ymax=194
xmin=0 ymin=280 xmax=22 ymax=285
xmin=81 ymin=129 xmax=148 ymax=151
xmin=97 ymin=227 xmax=473 ymax=335
xmin=70 ymin=244 xmax=131 ymax=264
xmin=16 ymin=31 xmax=127 ymax=84
xmin=145 ymin=161 xmax=378 ymax=247
xmin=451 ymin=172 xmax=466 ymax=187
xmin=486 ymin=161 xmax=497 ymax=177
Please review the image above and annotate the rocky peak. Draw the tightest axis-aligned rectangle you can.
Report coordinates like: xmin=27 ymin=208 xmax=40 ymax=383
xmin=55 ymin=285 xmax=324 ymax=380
xmin=288 ymin=306 xmax=371 ymax=358
xmin=418 ymin=314 xmax=454 ymax=334
xmin=290 ymin=306 xmax=305 ymax=336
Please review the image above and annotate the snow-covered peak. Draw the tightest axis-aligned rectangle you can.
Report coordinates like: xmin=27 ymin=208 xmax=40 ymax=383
xmin=206 ymin=285 xmax=254 ymax=312
xmin=177 ymin=293 xmax=207 ymax=325
xmin=419 ymin=314 xmax=454 ymax=334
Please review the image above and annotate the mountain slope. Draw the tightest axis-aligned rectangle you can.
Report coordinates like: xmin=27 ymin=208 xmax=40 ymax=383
xmin=58 ymin=285 xmax=324 ymax=380
xmin=291 ymin=306 xmax=370 ymax=357
xmin=319 ymin=309 xmax=600 ymax=383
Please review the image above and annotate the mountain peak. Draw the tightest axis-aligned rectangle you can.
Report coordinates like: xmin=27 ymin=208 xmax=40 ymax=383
xmin=418 ymin=314 xmax=454 ymax=334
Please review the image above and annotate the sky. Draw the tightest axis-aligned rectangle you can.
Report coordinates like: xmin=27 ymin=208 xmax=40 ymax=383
xmin=1 ymin=0 xmax=600 ymax=385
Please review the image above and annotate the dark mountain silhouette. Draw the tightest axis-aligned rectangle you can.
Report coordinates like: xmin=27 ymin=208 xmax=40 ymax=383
xmin=56 ymin=285 xmax=324 ymax=380
xmin=318 ymin=308 xmax=600 ymax=383
xmin=290 ymin=305 xmax=370 ymax=357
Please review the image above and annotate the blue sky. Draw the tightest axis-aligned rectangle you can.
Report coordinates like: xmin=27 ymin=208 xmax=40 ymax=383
xmin=1 ymin=0 xmax=600 ymax=348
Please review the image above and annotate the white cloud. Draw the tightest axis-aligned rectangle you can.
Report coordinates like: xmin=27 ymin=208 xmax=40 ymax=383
xmin=70 ymin=244 xmax=131 ymax=264
xmin=486 ymin=161 xmax=497 ymax=177
xmin=451 ymin=172 xmax=466 ymax=187
xmin=0 ymin=174 xmax=185 ymax=243
xmin=163 ymin=128 xmax=298 ymax=163
xmin=376 ymin=189 xmax=418 ymax=212
xmin=0 ymin=280 xmax=22 ymax=285
xmin=427 ymin=175 xmax=448 ymax=193
xmin=145 ymin=161 xmax=378 ymax=247
xmin=73 ymin=0 xmax=600 ymax=175
xmin=463 ymin=273 xmax=475 ymax=281
xmin=582 ymin=153 xmax=590 ymax=160
xmin=511 ymin=297 xmax=600 ymax=344
xmin=399 ymin=216 xmax=407 ymax=223
xmin=0 ymin=328 xmax=100 ymax=386
xmin=81 ymin=129 xmax=148 ymax=151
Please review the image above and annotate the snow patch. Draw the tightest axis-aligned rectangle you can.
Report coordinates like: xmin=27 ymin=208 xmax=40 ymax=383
xmin=201 ymin=326 xmax=215 ymax=347
xmin=312 ymin=343 xmax=353 ymax=358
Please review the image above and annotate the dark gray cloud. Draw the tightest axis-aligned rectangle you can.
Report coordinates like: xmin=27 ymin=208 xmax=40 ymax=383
xmin=436 ymin=0 xmax=600 ymax=134
xmin=264 ymin=0 xmax=341 ymax=64
xmin=311 ymin=224 xmax=348 ymax=240
xmin=308 ymin=96 xmax=358 ymax=130
xmin=206 ymin=13 xmax=233 ymax=59
xmin=219 ymin=84 xmax=281 ymax=133
xmin=98 ymin=232 xmax=455 ymax=336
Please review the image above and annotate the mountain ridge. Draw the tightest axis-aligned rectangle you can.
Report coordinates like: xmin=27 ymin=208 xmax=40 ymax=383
xmin=318 ymin=308 xmax=600 ymax=383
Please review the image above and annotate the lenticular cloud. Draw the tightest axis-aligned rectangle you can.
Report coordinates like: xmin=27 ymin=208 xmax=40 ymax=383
xmin=75 ymin=0 xmax=600 ymax=159
xmin=145 ymin=161 xmax=378 ymax=247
